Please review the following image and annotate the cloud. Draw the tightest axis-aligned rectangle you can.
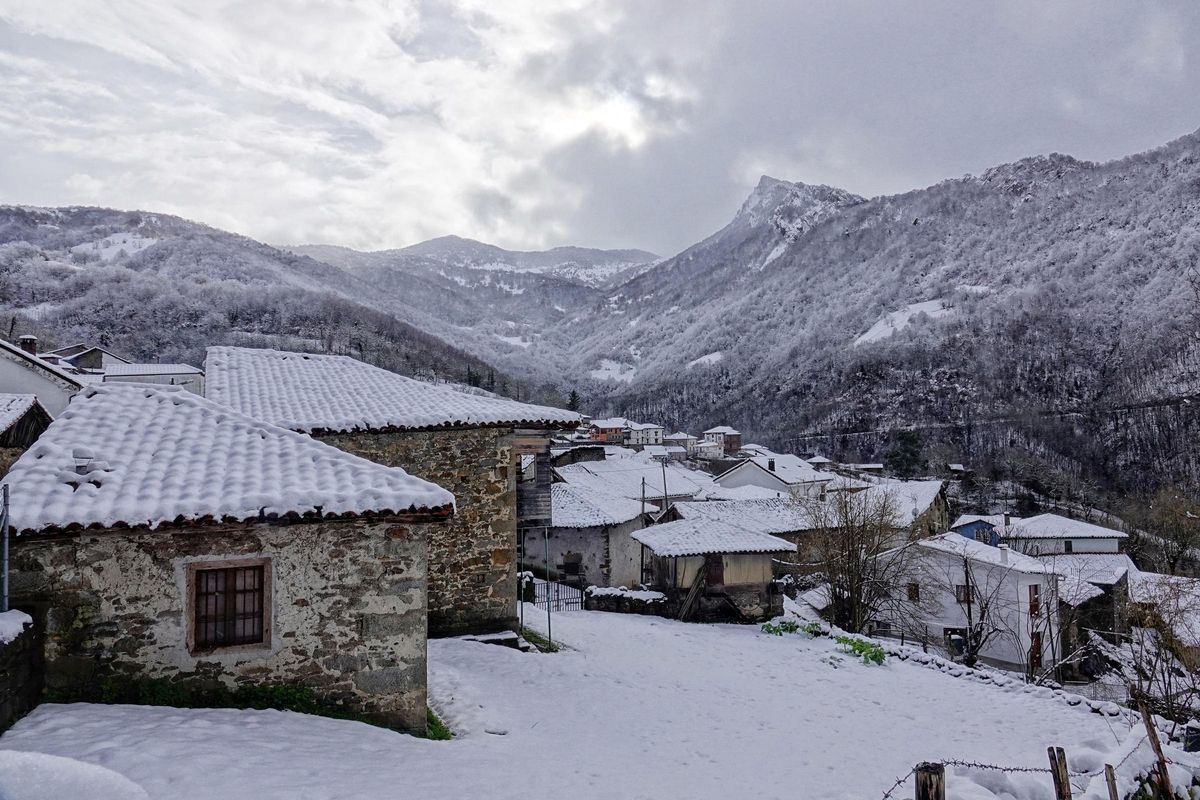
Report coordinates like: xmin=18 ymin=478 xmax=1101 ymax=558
xmin=0 ymin=1 xmax=1197 ymax=255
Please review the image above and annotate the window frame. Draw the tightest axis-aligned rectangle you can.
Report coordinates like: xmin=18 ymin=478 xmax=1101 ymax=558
xmin=906 ymin=582 xmax=921 ymax=602
xmin=954 ymin=584 xmax=973 ymax=604
xmin=186 ymin=557 xmax=273 ymax=655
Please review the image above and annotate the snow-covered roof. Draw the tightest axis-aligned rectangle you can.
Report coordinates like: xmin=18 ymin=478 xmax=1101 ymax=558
xmin=205 ymin=346 xmax=580 ymax=434
xmin=914 ymin=534 xmax=1055 ymax=575
xmin=868 ymin=479 xmax=944 ymax=521
xmin=0 ymin=394 xmax=39 ymax=435
xmin=948 ymin=463 xmax=966 ymax=471
xmin=555 ymin=459 xmax=709 ymax=501
xmin=0 ymin=384 xmax=455 ymax=536
xmin=46 ymin=343 xmax=130 ymax=363
xmin=103 ymin=363 xmax=203 ymax=377
xmin=663 ymin=431 xmax=697 ymax=441
xmin=805 ymin=455 xmax=833 ymax=465
xmin=664 ymin=446 xmax=687 ymax=454
xmin=951 ymin=513 xmax=1127 ymax=540
xmin=627 ymin=421 xmax=663 ymax=431
xmin=590 ymin=417 xmax=629 ymax=429
xmin=703 ymin=425 xmax=740 ymax=435
xmin=643 ymin=445 xmax=669 ymax=457
xmin=716 ymin=454 xmax=836 ymax=486
xmin=551 ymin=483 xmax=646 ymax=528
xmin=703 ymin=484 xmax=787 ymax=501
xmin=1042 ymin=553 xmax=1137 ymax=586
xmin=0 ymin=337 xmax=83 ymax=390
xmin=1128 ymin=571 xmax=1200 ymax=648
xmin=633 ymin=517 xmax=796 ymax=557
xmin=676 ymin=498 xmax=814 ymax=534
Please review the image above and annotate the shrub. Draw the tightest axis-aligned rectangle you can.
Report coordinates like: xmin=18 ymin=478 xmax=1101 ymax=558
xmin=834 ymin=635 xmax=886 ymax=665
xmin=761 ymin=620 xmax=802 ymax=636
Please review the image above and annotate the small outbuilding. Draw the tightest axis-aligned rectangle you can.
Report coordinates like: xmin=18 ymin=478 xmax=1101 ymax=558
xmin=0 ymin=394 xmax=51 ymax=477
xmin=633 ymin=518 xmax=795 ymax=622
xmin=523 ymin=484 xmax=648 ymax=589
xmin=3 ymin=384 xmax=455 ymax=732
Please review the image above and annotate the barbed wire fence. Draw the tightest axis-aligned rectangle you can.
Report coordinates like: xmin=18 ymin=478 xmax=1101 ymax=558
xmin=878 ymin=733 xmax=1164 ymax=800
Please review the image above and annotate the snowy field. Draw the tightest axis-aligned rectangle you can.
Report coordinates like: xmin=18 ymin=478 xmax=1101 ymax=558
xmin=0 ymin=609 xmax=1162 ymax=800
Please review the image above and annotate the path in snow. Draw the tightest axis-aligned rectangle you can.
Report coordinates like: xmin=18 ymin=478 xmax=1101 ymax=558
xmin=0 ymin=610 xmax=1127 ymax=800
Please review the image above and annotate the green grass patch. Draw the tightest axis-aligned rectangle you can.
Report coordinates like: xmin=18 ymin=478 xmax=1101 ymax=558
xmin=425 ymin=707 xmax=453 ymax=740
xmin=520 ymin=626 xmax=560 ymax=653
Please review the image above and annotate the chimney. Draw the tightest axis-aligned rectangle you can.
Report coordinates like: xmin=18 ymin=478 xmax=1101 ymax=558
xmin=767 ymin=458 xmax=776 ymax=472
xmin=1003 ymin=513 xmax=1011 ymax=527
xmin=18 ymin=335 xmax=37 ymax=356
xmin=998 ymin=544 xmax=1009 ymax=564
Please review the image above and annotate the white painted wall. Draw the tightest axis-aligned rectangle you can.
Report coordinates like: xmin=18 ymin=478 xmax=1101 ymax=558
xmin=1005 ymin=537 xmax=1121 ymax=555
xmin=0 ymin=355 xmax=77 ymax=416
xmin=888 ymin=549 xmax=1060 ymax=670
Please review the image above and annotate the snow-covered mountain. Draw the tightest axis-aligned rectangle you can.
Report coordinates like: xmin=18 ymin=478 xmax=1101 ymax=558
xmin=3 ymin=128 xmax=1200 ymax=492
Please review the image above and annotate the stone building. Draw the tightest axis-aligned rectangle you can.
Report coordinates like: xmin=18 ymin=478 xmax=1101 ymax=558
xmin=2 ymin=384 xmax=454 ymax=732
xmin=523 ymin=483 xmax=648 ymax=588
xmin=204 ymin=346 xmax=579 ymax=636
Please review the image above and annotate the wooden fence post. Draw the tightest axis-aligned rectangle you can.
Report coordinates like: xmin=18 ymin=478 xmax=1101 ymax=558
xmin=1139 ymin=702 xmax=1173 ymax=799
xmin=1048 ymin=746 xmax=1072 ymax=800
xmin=1103 ymin=764 xmax=1119 ymax=800
xmin=914 ymin=762 xmax=945 ymax=800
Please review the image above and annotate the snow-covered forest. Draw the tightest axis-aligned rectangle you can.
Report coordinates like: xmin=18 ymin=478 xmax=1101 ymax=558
xmin=2 ymin=129 xmax=1200 ymax=496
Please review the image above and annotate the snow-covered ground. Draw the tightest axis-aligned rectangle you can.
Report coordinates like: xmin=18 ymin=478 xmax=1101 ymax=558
xmin=588 ymin=358 xmax=636 ymax=383
xmin=69 ymin=233 xmax=157 ymax=262
xmin=855 ymin=299 xmax=952 ymax=345
xmin=687 ymin=351 xmax=724 ymax=368
xmin=0 ymin=608 xmax=1158 ymax=800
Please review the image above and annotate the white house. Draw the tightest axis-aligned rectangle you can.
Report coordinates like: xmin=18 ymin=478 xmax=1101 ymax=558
xmin=714 ymin=452 xmax=836 ymax=499
xmin=884 ymin=533 xmax=1061 ymax=673
xmin=663 ymin=431 xmax=699 ymax=454
xmin=0 ymin=336 xmax=82 ymax=417
xmin=951 ymin=513 xmax=1127 ymax=555
xmin=626 ymin=421 xmax=664 ymax=447
xmin=702 ymin=425 xmax=741 ymax=456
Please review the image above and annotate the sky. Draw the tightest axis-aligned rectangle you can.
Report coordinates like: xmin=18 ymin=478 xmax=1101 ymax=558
xmin=0 ymin=2 xmax=1198 ymax=257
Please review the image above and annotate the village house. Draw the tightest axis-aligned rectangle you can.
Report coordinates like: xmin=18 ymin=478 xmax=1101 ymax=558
xmin=0 ymin=336 xmax=82 ymax=416
xmin=713 ymin=451 xmax=836 ymax=499
xmin=204 ymin=346 xmax=580 ymax=636
xmin=693 ymin=439 xmax=724 ymax=460
xmin=42 ymin=342 xmax=131 ymax=371
xmin=625 ymin=421 xmax=664 ymax=447
xmin=632 ymin=517 xmax=795 ymax=622
xmin=588 ymin=417 xmax=629 ymax=445
xmin=951 ymin=513 xmax=1128 ymax=555
xmin=662 ymin=431 xmax=699 ymax=454
xmin=0 ymin=394 xmax=51 ymax=477
xmin=882 ymin=533 xmax=1062 ymax=673
xmin=2 ymin=384 xmax=456 ymax=732
xmin=522 ymin=483 xmax=648 ymax=589
xmin=703 ymin=425 xmax=742 ymax=456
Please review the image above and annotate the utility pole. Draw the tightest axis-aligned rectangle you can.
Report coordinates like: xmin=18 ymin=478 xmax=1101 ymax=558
xmin=1 ymin=484 xmax=9 ymax=613
xmin=543 ymin=527 xmax=552 ymax=647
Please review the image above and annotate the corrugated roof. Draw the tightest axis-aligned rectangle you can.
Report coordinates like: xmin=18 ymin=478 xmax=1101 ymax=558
xmin=1 ymin=384 xmax=454 ymax=535
xmin=205 ymin=346 xmax=580 ymax=434
xmin=103 ymin=363 xmax=203 ymax=377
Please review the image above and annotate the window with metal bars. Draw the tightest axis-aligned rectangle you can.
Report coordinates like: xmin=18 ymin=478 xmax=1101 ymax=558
xmin=193 ymin=564 xmax=266 ymax=650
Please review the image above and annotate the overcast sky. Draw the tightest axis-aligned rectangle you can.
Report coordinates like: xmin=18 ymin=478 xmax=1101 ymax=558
xmin=0 ymin=2 xmax=1198 ymax=256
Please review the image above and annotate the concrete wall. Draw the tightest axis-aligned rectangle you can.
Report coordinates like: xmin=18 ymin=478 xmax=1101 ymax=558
xmin=0 ymin=353 xmax=77 ymax=416
xmin=10 ymin=517 xmax=431 ymax=732
xmin=320 ymin=426 xmax=517 ymax=637
xmin=0 ymin=617 xmax=43 ymax=734
xmin=1006 ymin=537 xmax=1122 ymax=555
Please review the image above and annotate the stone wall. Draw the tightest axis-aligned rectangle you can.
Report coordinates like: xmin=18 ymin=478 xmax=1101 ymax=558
xmin=319 ymin=427 xmax=517 ymax=637
xmin=10 ymin=517 xmax=431 ymax=732
xmin=0 ymin=615 xmax=43 ymax=733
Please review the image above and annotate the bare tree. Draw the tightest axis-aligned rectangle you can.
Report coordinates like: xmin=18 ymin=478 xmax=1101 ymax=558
xmin=804 ymin=489 xmax=924 ymax=633
xmin=1123 ymin=574 xmax=1200 ymax=722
